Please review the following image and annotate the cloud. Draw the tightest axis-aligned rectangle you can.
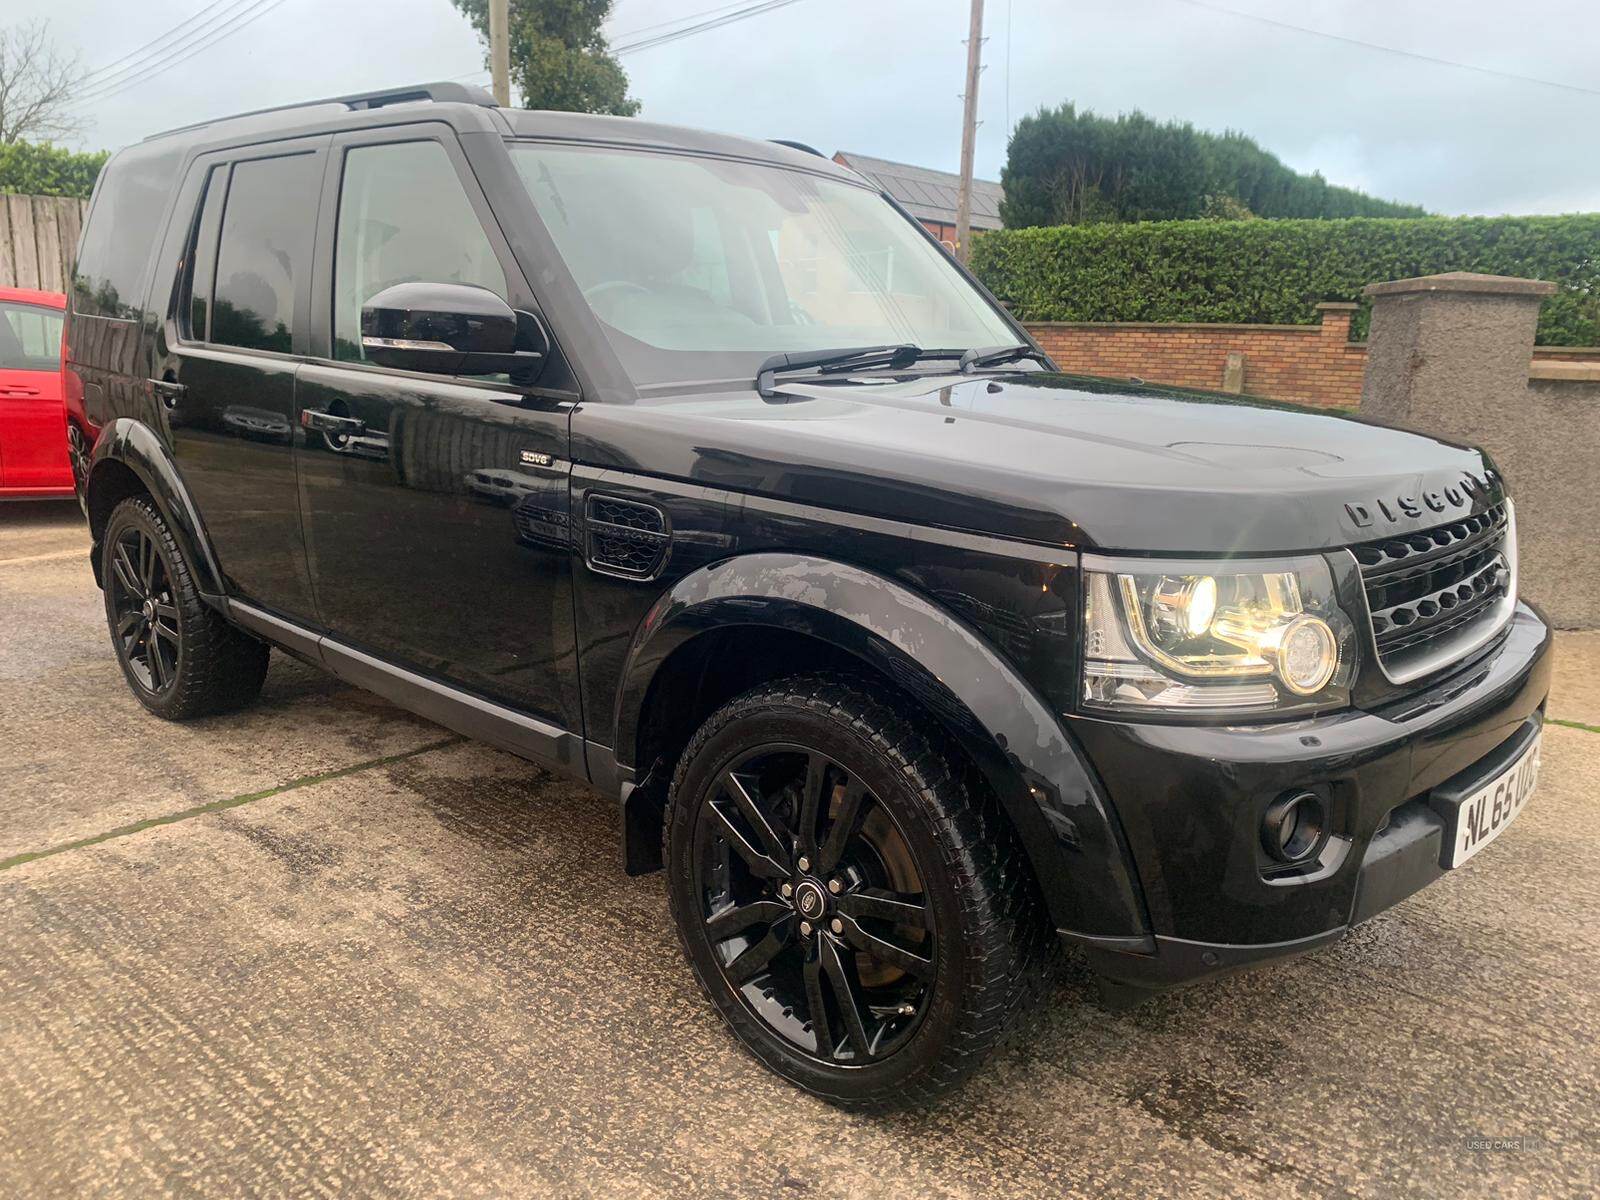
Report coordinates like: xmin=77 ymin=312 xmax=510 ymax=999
xmin=25 ymin=0 xmax=1599 ymax=216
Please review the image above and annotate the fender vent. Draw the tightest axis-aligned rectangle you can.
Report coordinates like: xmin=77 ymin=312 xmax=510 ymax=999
xmin=585 ymin=494 xmax=669 ymax=579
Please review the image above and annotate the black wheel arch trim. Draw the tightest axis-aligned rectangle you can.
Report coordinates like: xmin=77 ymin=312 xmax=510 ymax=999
xmin=85 ymin=417 xmax=226 ymax=601
xmin=614 ymin=552 xmax=1152 ymax=942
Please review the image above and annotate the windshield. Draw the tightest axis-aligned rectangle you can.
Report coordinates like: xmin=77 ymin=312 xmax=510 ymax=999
xmin=509 ymin=143 xmax=1016 ymax=387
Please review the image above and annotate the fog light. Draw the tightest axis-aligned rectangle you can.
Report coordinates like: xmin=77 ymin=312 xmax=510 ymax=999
xmin=1262 ymin=791 xmax=1327 ymax=863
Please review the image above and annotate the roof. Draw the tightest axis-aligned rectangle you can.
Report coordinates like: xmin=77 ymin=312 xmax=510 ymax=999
xmin=138 ymin=81 xmax=861 ymax=185
xmin=832 ymin=151 xmax=1004 ymax=230
xmin=0 ymin=286 xmax=66 ymax=309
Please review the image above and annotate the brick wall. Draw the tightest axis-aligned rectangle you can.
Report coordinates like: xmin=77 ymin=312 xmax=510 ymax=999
xmin=1022 ymin=305 xmax=1600 ymax=410
xmin=1024 ymin=303 xmax=1368 ymax=408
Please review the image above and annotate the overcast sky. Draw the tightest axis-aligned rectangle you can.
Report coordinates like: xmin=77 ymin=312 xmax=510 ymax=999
xmin=16 ymin=0 xmax=1600 ymax=216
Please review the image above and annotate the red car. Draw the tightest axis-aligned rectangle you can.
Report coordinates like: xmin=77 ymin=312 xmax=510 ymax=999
xmin=0 ymin=287 xmax=74 ymax=499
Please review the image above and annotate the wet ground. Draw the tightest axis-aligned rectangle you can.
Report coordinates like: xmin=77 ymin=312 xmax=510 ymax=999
xmin=3 ymin=501 xmax=1597 ymax=1197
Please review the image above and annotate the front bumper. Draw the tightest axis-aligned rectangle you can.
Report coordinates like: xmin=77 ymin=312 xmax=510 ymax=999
xmin=1067 ymin=602 xmax=1552 ymax=991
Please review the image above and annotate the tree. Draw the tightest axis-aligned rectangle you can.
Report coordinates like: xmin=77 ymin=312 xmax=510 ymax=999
xmin=1000 ymin=102 xmax=1425 ymax=228
xmin=0 ymin=21 xmax=82 ymax=145
xmin=450 ymin=0 xmax=639 ymax=116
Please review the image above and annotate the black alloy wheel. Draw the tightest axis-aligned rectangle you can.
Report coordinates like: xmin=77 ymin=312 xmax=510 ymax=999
xmin=101 ymin=496 xmax=271 ymax=719
xmin=67 ymin=424 xmax=90 ymax=495
xmin=692 ymin=744 xmax=935 ymax=1064
xmin=666 ymin=675 xmax=1053 ymax=1110
xmin=107 ymin=521 xmax=181 ymax=695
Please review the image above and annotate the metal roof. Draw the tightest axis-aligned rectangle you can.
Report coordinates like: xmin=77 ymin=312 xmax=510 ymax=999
xmin=832 ymin=151 xmax=1005 ymax=230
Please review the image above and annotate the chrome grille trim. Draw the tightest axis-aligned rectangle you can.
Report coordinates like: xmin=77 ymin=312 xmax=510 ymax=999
xmin=1353 ymin=500 xmax=1518 ymax=686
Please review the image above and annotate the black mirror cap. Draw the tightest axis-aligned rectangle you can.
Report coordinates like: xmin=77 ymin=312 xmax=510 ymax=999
xmin=360 ymin=281 xmax=546 ymax=379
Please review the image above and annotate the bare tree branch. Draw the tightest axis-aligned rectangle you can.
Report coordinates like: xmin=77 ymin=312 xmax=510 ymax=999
xmin=0 ymin=21 xmax=85 ymax=145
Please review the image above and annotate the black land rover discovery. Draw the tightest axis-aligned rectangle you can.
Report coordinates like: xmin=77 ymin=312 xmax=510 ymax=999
xmin=69 ymin=82 xmax=1551 ymax=1111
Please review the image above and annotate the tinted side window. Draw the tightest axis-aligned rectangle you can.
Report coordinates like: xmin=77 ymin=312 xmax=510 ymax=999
xmin=0 ymin=302 xmax=63 ymax=370
xmin=72 ymin=140 xmax=184 ymax=320
xmin=181 ymin=165 xmax=228 ymax=341
xmin=332 ymin=140 xmax=506 ymax=362
xmin=212 ymin=153 xmax=320 ymax=353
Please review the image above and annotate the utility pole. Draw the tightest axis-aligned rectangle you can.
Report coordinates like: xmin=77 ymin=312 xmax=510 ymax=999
xmin=490 ymin=0 xmax=511 ymax=107
xmin=954 ymin=0 xmax=985 ymax=265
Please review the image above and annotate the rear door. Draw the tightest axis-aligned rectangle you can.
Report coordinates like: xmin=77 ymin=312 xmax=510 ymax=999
xmin=148 ymin=137 xmax=327 ymax=621
xmin=295 ymin=125 xmax=580 ymax=729
xmin=0 ymin=299 xmax=69 ymax=489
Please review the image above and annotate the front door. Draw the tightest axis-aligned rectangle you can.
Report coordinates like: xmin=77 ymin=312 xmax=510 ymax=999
xmin=0 ymin=298 xmax=69 ymax=490
xmin=295 ymin=129 xmax=580 ymax=730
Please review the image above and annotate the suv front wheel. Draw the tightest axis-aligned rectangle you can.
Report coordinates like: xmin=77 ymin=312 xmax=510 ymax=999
xmin=101 ymin=496 xmax=270 ymax=720
xmin=664 ymin=674 xmax=1052 ymax=1110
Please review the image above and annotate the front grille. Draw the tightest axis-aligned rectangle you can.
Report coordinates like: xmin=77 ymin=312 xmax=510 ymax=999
xmin=1353 ymin=502 xmax=1513 ymax=682
xmin=584 ymin=494 xmax=669 ymax=579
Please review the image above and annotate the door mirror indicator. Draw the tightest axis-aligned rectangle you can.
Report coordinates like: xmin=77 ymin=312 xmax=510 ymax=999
xmin=360 ymin=281 xmax=548 ymax=380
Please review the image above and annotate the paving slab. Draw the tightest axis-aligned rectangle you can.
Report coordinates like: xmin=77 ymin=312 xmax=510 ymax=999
xmin=1549 ymin=631 xmax=1600 ymax=730
xmin=3 ymin=505 xmax=1598 ymax=1197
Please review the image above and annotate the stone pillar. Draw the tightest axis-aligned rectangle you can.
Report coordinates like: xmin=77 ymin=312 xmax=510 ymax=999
xmin=1360 ymin=272 xmax=1553 ymax=431
xmin=1314 ymin=300 xmax=1358 ymax=346
xmin=1360 ymin=271 xmax=1600 ymax=628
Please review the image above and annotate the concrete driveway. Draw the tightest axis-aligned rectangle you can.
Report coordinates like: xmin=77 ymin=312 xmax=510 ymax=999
xmin=3 ymin=501 xmax=1597 ymax=1198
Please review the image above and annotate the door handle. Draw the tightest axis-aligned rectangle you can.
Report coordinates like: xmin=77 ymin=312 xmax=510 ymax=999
xmin=300 ymin=409 xmax=366 ymax=434
xmin=0 ymin=386 xmax=40 ymax=397
xmin=148 ymin=378 xmax=186 ymax=408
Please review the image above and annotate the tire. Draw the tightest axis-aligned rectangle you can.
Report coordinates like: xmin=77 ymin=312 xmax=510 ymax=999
xmin=664 ymin=673 xmax=1053 ymax=1111
xmin=67 ymin=423 xmax=91 ymax=497
xmin=101 ymin=495 xmax=270 ymax=720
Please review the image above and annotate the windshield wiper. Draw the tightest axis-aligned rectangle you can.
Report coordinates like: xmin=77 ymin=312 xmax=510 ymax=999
xmin=756 ymin=344 xmax=923 ymax=397
xmin=958 ymin=343 xmax=1051 ymax=373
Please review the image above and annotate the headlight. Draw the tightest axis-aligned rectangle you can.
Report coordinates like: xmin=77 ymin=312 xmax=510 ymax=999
xmin=1082 ymin=553 xmax=1356 ymax=716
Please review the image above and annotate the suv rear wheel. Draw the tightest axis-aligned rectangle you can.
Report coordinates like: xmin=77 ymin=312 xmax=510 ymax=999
xmin=101 ymin=496 xmax=270 ymax=720
xmin=664 ymin=674 xmax=1052 ymax=1110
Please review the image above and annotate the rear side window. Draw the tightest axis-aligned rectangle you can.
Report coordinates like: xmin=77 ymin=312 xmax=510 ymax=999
xmin=211 ymin=152 xmax=320 ymax=353
xmin=332 ymin=140 xmax=506 ymax=362
xmin=73 ymin=140 xmax=183 ymax=320
xmin=0 ymin=302 xmax=63 ymax=370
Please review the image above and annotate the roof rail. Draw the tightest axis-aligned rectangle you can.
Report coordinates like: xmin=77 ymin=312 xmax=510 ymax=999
xmin=146 ymin=80 xmax=498 ymax=142
xmin=770 ymin=139 xmax=825 ymax=158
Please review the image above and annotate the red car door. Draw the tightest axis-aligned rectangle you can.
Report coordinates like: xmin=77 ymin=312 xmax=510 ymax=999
xmin=0 ymin=294 xmax=71 ymax=493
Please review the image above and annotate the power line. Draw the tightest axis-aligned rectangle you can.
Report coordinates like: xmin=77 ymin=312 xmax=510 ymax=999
xmin=76 ymin=0 xmax=261 ymax=100
xmin=452 ymin=0 xmax=807 ymax=86
xmin=78 ymin=0 xmax=242 ymax=86
xmin=613 ymin=0 xmax=808 ymax=55
xmin=73 ymin=0 xmax=292 ymax=109
xmin=611 ymin=0 xmax=762 ymax=42
xmin=1168 ymin=0 xmax=1600 ymax=99
xmin=74 ymin=0 xmax=265 ymax=104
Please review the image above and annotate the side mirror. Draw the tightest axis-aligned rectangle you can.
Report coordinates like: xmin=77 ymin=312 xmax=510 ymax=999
xmin=360 ymin=281 xmax=548 ymax=379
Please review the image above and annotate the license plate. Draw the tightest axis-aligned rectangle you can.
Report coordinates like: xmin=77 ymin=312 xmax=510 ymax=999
xmin=1447 ymin=732 xmax=1541 ymax=868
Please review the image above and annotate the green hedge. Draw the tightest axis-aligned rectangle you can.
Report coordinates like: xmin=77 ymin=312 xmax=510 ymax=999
xmin=970 ymin=214 xmax=1600 ymax=346
xmin=0 ymin=142 xmax=109 ymax=199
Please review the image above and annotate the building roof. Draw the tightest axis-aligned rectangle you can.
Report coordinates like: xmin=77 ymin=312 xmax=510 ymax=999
xmin=832 ymin=151 xmax=1005 ymax=230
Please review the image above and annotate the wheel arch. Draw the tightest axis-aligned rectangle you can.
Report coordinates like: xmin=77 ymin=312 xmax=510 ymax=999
xmin=85 ymin=417 xmax=225 ymax=599
xmin=615 ymin=553 xmax=1151 ymax=944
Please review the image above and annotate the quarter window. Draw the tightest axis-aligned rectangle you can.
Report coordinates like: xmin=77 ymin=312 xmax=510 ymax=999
xmin=332 ymin=140 xmax=507 ymax=362
xmin=72 ymin=139 xmax=184 ymax=321
xmin=211 ymin=152 xmax=320 ymax=353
